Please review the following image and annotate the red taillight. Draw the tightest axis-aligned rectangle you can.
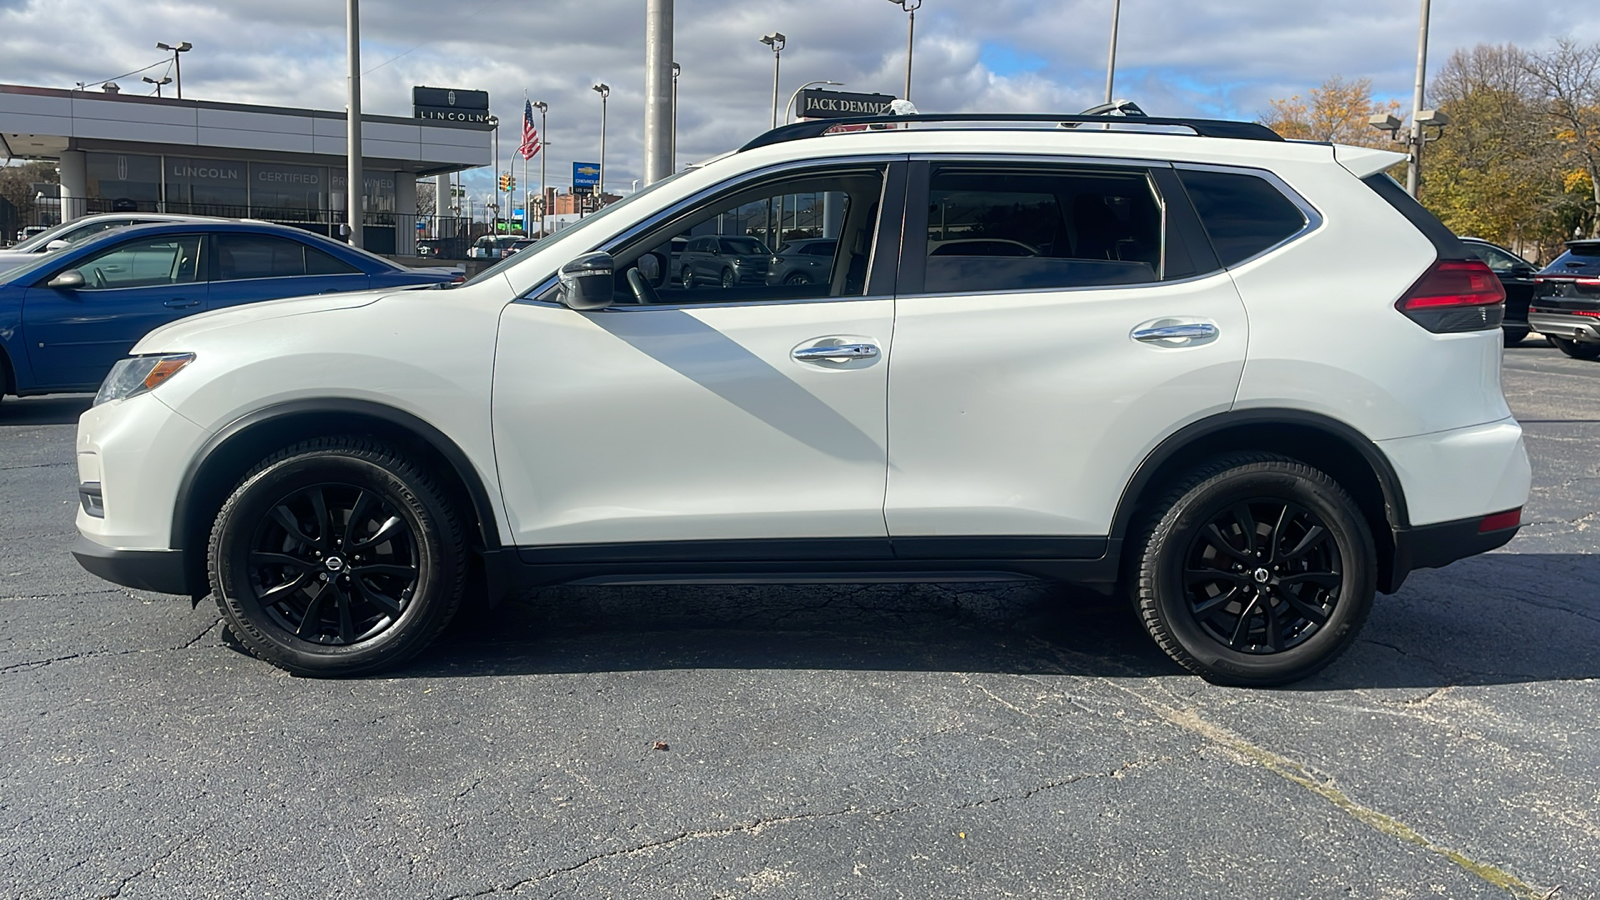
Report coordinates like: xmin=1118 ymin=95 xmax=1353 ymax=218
xmin=1571 ymin=309 xmax=1600 ymax=319
xmin=1396 ymin=259 xmax=1505 ymax=333
xmin=450 ymin=274 xmax=466 ymax=284
xmin=1478 ymin=508 xmax=1521 ymax=533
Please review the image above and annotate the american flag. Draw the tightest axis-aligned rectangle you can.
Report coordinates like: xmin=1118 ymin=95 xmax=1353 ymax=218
xmin=518 ymin=99 xmax=541 ymax=160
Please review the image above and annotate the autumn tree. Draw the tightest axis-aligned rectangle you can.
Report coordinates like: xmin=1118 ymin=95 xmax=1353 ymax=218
xmin=0 ymin=160 xmax=59 ymax=224
xmin=1261 ymin=76 xmax=1401 ymax=148
xmin=1525 ymin=38 xmax=1600 ymax=239
xmin=1423 ymin=44 xmax=1567 ymax=254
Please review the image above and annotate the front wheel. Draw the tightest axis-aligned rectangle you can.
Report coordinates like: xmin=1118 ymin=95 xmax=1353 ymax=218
xmin=1548 ymin=336 xmax=1600 ymax=360
xmin=720 ymin=268 xmax=737 ymax=288
xmin=208 ymin=437 xmax=467 ymax=677
xmin=1130 ymin=453 xmax=1376 ymax=686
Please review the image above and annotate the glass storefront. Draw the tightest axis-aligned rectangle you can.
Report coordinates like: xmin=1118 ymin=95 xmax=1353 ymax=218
xmin=83 ymin=151 xmax=398 ymax=225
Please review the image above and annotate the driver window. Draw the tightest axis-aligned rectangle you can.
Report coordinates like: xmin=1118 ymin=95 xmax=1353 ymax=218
xmin=72 ymin=235 xmax=205 ymax=290
xmin=608 ymin=166 xmax=885 ymax=306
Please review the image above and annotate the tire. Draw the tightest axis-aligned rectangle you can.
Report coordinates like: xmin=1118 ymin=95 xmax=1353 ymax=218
xmin=720 ymin=268 xmax=737 ymax=289
xmin=1502 ymin=326 xmax=1529 ymax=346
xmin=783 ymin=272 xmax=810 ymax=286
xmin=680 ymin=266 xmax=694 ymax=288
xmin=1548 ymin=336 xmax=1600 ymax=360
xmin=208 ymin=436 xmax=467 ymax=677
xmin=1129 ymin=453 xmax=1376 ymax=686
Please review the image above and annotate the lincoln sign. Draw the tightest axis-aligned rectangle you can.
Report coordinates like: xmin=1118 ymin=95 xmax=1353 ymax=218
xmin=412 ymin=86 xmax=491 ymax=126
xmin=795 ymin=89 xmax=899 ymax=120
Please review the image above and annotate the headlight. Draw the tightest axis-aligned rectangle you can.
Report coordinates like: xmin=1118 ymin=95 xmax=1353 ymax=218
xmin=94 ymin=353 xmax=195 ymax=406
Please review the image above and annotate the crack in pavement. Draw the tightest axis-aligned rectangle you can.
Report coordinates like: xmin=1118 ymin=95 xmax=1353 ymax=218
xmin=96 ymin=837 xmax=188 ymax=899
xmin=1104 ymin=680 xmax=1553 ymax=900
xmin=0 ymin=617 xmax=224 ymax=673
xmin=438 ymin=760 xmax=1167 ymax=899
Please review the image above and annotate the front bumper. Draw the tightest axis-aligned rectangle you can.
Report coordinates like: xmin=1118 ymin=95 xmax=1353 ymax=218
xmin=71 ymin=535 xmax=189 ymax=594
xmin=1529 ymin=311 xmax=1600 ymax=343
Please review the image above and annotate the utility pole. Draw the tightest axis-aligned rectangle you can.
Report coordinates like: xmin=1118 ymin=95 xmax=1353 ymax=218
xmin=345 ymin=0 xmax=363 ymax=248
xmin=1406 ymin=0 xmax=1432 ymax=197
xmin=592 ymin=83 xmax=609 ymax=200
xmin=533 ymin=101 xmax=548 ymax=235
xmin=1104 ymin=0 xmax=1121 ymax=104
xmin=885 ymin=0 xmax=921 ymax=101
xmin=644 ymin=0 xmax=674 ymax=184
xmin=671 ymin=62 xmax=680 ymax=174
xmin=760 ymin=32 xmax=786 ymax=129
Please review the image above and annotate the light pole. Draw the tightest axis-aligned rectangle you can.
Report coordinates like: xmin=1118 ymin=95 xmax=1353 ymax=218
xmin=345 ymin=0 xmax=363 ymax=248
xmin=671 ymin=62 xmax=681 ymax=173
xmin=1104 ymin=0 xmax=1120 ymax=104
xmin=884 ymin=0 xmax=921 ymax=101
xmin=532 ymin=100 xmax=548 ymax=235
xmin=1406 ymin=0 xmax=1432 ymax=197
xmin=156 ymin=42 xmax=191 ymax=100
xmin=760 ymin=32 xmax=786 ymax=130
xmin=488 ymin=115 xmax=501 ymax=234
xmin=644 ymin=0 xmax=674 ymax=185
xmin=786 ymin=79 xmax=842 ymax=123
xmin=592 ymin=83 xmax=610 ymax=201
xmin=141 ymin=75 xmax=172 ymax=98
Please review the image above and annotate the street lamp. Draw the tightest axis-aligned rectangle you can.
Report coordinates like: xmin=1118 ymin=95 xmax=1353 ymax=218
xmin=141 ymin=75 xmax=172 ymax=98
xmin=531 ymin=100 xmax=548 ymax=236
xmin=759 ymin=32 xmax=786 ymax=130
xmin=488 ymin=114 xmax=501 ymax=235
xmin=786 ymin=80 xmax=843 ymax=123
xmin=1103 ymin=0 xmax=1120 ymax=105
xmin=592 ymin=83 xmax=610 ymax=201
xmin=884 ymin=0 xmax=922 ymax=101
xmin=155 ymin=41 xmax=191 ymax=100
xmin=671 ymin=62 xmax=681 ymax=173
xmin=1368 ymin=108 xmax=1449 ymax=197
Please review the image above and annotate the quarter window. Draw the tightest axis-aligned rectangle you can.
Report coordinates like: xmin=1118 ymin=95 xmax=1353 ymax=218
xmin=73 ymin=235 xmax=204 ymax=290
xmin=921 ymin=166 xmax=1165 ymax=294
xmin=1177 ymin=169 xmax=1307 ymax=267
xmin=216 ymin=234 xmax=359 ymax=280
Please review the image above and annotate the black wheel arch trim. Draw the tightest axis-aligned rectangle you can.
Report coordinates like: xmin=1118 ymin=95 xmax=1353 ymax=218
xmin=1109 ymin=408 xmax=1412 ymax=587
xmin=171 ymin=399 xmax=505 ymax=593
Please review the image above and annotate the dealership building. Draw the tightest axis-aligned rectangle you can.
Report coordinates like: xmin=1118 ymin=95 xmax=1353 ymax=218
xmin=0 ymin=83 xmax=491 ymax=254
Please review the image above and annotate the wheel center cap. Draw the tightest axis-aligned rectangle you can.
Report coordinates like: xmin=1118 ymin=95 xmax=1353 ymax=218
xmin=1252 ymin=567 xmax=1271 ymax=583
xmin=324 ymin=556 xmax=345 ymax=572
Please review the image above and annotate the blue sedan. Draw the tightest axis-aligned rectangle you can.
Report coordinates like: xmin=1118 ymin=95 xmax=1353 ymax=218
xmin=0 ymin=221 xmax=461 ymax=398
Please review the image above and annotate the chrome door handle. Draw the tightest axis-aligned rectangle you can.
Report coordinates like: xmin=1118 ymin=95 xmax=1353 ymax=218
xmin=1132 ymin=323 xmax=1218 ymax=342
xmin=792 ymin=342 xmax=879 ymax=362
xmin=163 ymin=298 xmax=202 ymax=309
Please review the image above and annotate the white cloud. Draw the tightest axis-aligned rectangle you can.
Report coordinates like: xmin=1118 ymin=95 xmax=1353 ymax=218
xmin=1 ymin=0 xmax=1594 ymax=195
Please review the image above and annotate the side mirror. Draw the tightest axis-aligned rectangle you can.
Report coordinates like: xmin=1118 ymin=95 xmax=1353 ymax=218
xmin=558 ymin=252 xmax=616 ymax=311
xmin=47 ymin=269 xmax=85 ymax=290
xmin=45 ymin=239 xmax=71 ymax=252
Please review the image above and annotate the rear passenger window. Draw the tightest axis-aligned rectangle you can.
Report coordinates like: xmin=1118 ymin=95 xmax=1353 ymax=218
xmin=923 ymin=166 xmax=1164 ymax=294
xmin=217 ymin=234 xmax=358 ymax=279
xmin=1177 ymin=169 xmax=1307 ymax=267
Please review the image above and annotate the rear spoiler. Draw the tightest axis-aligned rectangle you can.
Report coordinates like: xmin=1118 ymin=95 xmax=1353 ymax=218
xmin=1334 ymin=144 xmax=1407 ymax=179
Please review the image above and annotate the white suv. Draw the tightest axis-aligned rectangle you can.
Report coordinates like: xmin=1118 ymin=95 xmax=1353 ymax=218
xmin=72 ymin=113 xmax=1531 ymax=684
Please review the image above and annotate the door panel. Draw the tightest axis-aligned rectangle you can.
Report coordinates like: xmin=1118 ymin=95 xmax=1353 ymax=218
xmin=884 ymin=159 xmax=1248 ymax=538
xmin=492 ymin=299 xmax=893 ymax=545
xmin=21 ymin=234 xmax=207 ymax=390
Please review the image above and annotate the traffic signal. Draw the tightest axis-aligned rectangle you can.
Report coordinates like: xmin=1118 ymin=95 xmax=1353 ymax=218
xmin=498 ymin=173 xmax=516 ymax=192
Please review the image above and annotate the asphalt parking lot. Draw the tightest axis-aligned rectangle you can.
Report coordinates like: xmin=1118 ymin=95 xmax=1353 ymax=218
xmin=1 ymin=341 xmax=1596 ymax=900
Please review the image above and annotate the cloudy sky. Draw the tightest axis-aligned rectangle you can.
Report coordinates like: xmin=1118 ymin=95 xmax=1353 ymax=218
xmin=1 ymin=0 xmax=1595 ymax=198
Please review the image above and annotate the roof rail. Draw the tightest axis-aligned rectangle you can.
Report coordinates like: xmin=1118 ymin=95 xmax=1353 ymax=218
xmin=739 ymin=113 xmax=1283 ymax=153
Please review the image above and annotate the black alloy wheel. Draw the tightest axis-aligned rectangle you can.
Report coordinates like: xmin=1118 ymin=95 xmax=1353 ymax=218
xmin=209 ymin=437 xmax=466 ymax=677
xmin=1131 ymin=453 xmax=1376 ymax=685
xmin=247 ymin=484 xmax=418 ymax=646
xmin=1181 ymin=499 xmax=1342 ymax=654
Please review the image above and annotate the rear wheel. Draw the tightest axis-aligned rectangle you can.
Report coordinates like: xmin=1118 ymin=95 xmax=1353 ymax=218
xmin=1549 ymin=336 xmax=1600 ymax=360
xmin=1502 ymin=326 xmax=1529 ymax=346
xmin=1130 ymin=453 xmax=1376 ymax=686
xmin=208 ymin=437 xmax=467 ymax=677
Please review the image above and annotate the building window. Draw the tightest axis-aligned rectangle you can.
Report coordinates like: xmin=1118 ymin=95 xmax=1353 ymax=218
xmin=165 ymin=157 xmax=248 ymax=217
xmin=249 ymin=162 xmax=327 ymax=222
xmin=85 ymin=153 xmax=161 ymax=212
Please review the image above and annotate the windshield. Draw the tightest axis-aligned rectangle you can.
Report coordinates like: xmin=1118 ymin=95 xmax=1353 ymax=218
xmin=722 ymin=237 xmax=771 ymax=255
xmin=462 ymin=170 xmax=691 ymax=287
xmin=10 ymin=218 xmax=86 ymax=252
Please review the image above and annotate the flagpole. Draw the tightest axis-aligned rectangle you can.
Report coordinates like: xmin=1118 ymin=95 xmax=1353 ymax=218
xmin=522 ymin=91 xmax=529 ymax=234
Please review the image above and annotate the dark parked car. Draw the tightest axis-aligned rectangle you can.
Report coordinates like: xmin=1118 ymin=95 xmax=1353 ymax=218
xmin=1528 ymin=239 xmax=1600 ymax=360
xmin=0 ymin=221 xmax=460 ymax=400
xmin=765 ymin=238 xmax=837 ymax=285
xmin=677 ymin=235 xmax=771 ymax=288
xmin=1460 ymin=237 xmax=1538 ymax=345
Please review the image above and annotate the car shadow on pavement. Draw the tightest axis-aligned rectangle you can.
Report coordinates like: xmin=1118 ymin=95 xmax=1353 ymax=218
xmin=0 ymin=395 xmax=92 ymax=426
xmin=374 ymin=552 xmax=1600 ymax=690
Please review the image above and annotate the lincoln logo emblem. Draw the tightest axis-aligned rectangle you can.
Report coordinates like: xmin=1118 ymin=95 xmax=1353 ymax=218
xmin=117 ymin=156 xmax=128 ymax=181
xmin=447 ymin=90 xmax=456 ymax=106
